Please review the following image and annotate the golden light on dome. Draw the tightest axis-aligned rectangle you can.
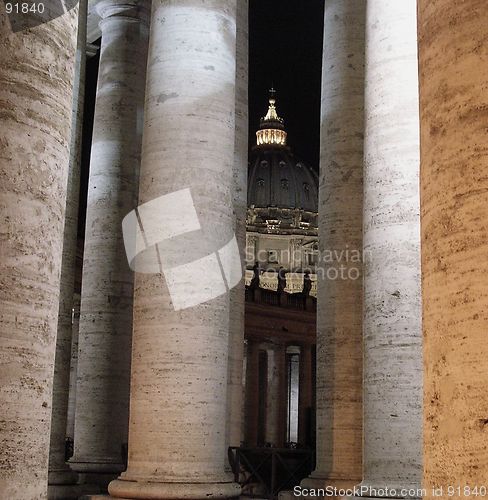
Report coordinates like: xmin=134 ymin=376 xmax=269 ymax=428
xmin=256 ymin=88 xmax=287 ymax=147
xmin=256 ymin=128 xmax=287 ymax=146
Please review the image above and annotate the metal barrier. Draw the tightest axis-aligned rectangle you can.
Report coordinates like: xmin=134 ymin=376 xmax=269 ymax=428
xmin=228 ymin=446 xmax=315 ymax=499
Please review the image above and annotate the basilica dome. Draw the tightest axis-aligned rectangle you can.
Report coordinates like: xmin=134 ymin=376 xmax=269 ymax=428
xmin=247 ymin=90 xmax=318 ymax=236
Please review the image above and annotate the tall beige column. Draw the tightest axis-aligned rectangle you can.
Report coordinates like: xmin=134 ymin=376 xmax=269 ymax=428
xmin=244 ymin=340 xmax=261 ymax=447
xmin=302 ymin=0 xmax=365 ymax=491
xmin=298 ymin=344 xmax=313 ymax=447
xmin=418 ymin=1 xmax=488 ymax=496
xmin=225 ymin=0 xmax=248 ymax=452
xmin=70 ymin=0 xmax=149 ymax=480
xmin=354 ymin=1 xmax=422 ymax=497
xmin=108 ymin=1 xmax=240 ymax=498
xmin=0 ymin=9 xmax=78 ymax=500
xmin=48 ymin=0 xmax=87 ymax=493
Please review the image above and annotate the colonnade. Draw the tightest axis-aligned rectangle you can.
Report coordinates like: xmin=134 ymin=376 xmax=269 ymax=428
xmin=1 ymin=0 xmax=488 ymax=499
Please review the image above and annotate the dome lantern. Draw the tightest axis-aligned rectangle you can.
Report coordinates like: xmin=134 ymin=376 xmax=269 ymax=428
xmin=256 ymin=88 xmax=287 ymax=147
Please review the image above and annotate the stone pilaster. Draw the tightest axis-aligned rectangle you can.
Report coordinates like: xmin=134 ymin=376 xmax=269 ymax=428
xmin=0 ymin=7 xmax=78 ymax=499
xmin=70 ymin=0 xmax=149 ymax=481
xmin=418 ymin=1 xmax=488 ymax=496
xmin=244 ymin=340 xmax=261 ymax=447
xmin=298 ymin=344 xmax=313 ymax=447
xmin=48 ymin=0 xmax=87 ymax=494
xmin=354 ymin=0 xmax=422 ymax=497
xmin=265 ymin=344 xmax=287 ymax=448
xmin=225 ymin=0 xmax=248 ymax=453
xmin=108 ymin=1 xmax=240 ymax=497
xmin=302 ymin=0 xmax=365 ymax=491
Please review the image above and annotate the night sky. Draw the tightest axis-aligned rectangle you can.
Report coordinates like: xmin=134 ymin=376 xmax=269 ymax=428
xmin=249 ymin=0 xmax=324 ymax=168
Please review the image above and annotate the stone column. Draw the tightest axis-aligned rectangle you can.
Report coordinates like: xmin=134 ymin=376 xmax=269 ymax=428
xmin=66 ymin=294 xmax=81 ymax=442
xmin=302 ymin=0 xmax=365 ymax=491
xmin=108 ymin=1 xmax=240 ymax=498
xmin=225 ymin=0 xmax=248 ymax=453
xmin=298 ymin=344 xmax=313 ymax=447
xmin=418 ymin=1 xmax=488 ymax=496
xmin=0 ymin=9 xmax=77 ymax=500
xmin=265 ymin=345 xmax=287 ymax=448
xmin=70 ymin=0 xmax=149 ymax=481
xmin=48 ymin=0 xmax=87 ymax=494
xmin=244 ymin=340 xmax=261 ymax=447
xmin=354 ymin=0 xmax=422 ymax=497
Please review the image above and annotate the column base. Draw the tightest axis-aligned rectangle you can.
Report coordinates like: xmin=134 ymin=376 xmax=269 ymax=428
xmin=300 ymin=475 xmax=360 ymax=498
xmin=301 ymin=476 xmax=359 ymax=490
xmin=108 ymin=477 xmax=241 ymax=499
xmin=48 ymin=466 xmax=78 ymax=485
xmin=48 ymin=483 xmax=102 ymax=500
xmin=69 ymin=459 xmax=126 ymax=474
xmin=69 ymin=458 xmax=125 ymax=492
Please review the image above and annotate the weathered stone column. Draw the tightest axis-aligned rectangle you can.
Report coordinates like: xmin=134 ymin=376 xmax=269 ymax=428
xmin=354 ymin=1 xmax=422 ymax=497
xmin=244 ymin=340 xmax=261 ymax=447
xmin=70 ymin=0 xmax=149 ymax=480
xmin=265 ymin=344 xmax=287 ymax=448
xmin=48 ymin=0 xmax=87 ymax=494
xmin=298 ymin=343 xmax=313 ymax=447
xmin=0 ymin=9 xmax=78 ymax=500
xmin=302 ymin=0 xmax=365 ymax=491
xmin=418 ymin=1 xmax=488 ymax=496
xmin=108 ymin=1 xmax=240 ymax=498
xmin=225 ymin=0 xmax=248 ymax=453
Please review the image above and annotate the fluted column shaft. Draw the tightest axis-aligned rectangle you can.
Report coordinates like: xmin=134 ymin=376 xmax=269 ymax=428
xmin=0 ymin=9 xmax=77 ymax=499
xmin=303 ymin=0 xmax=365 ymax=490
xmin=226 ymin=0 xmax=248 ymax=452
xmin=109 ymin=1 xmax=240 ymax=498
xmin=48 ymin=0 xmax=87 ymax=490
xmin=70 ymin=0 xmax=149 ymax=476
xmin=358 ymin=0 xmax=422 ymax=496
xmin=418 ymin=1 xmax=488 ymax=496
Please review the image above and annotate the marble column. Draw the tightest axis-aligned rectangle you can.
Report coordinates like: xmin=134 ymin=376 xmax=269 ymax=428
xmin=298 ymin=344 xmax=313 ymax=447
xmin=418 ymin=1 xmax=488 ymax=495
xmin=48 ymin=0 xmax=87 ymax=494
xmin=302 ymin=0 xmax=365 ymax=491
xmin=354 ymin=0 xmax=422 ymax=497
xmin=108 ymin=1 xmax=240 ymax=498
xmin=244 ymin=340 xmax=261 ymax=447
xmin=265 ymin=345 xmax=287 ymax=448
xmin=0 ymin=8 xmax=78 ymax=500
xmin=225 ymin=0 xmax=248 ymax=452
xmin=70 ymin=0 xmax=149 ymax=480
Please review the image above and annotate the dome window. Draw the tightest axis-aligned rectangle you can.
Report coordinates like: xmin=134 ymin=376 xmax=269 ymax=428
xmin=260 ymin=160 xmax=268 ymax=168
xmin=281 ymin=178 xmax=289 ymax=190
xmin=303 ymin=182 xmax=310 ymax=200
xmin=257 ymin=178 xmax=265 ymax=188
